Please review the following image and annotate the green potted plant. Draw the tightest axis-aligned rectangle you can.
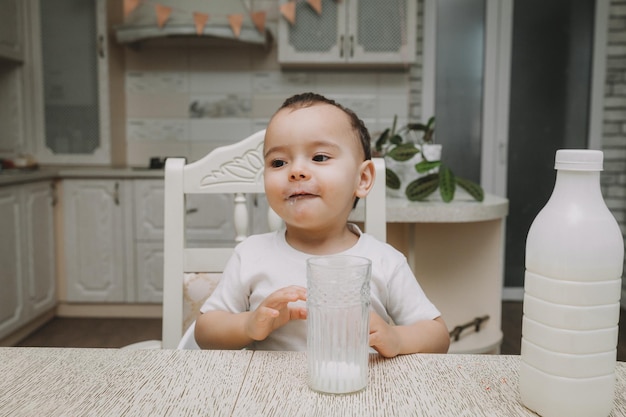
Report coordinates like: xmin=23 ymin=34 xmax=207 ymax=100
xmin=374 ymin=116 xmax=484 ymax=203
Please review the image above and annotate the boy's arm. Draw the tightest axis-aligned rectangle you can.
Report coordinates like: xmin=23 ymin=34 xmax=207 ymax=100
xmin=195 ymin=285 xmax=307 ymax=350
xmin=369 ymin=313 xmax=450 ymax=358
xmin=195 ymin=310 xmax=254 ymax=349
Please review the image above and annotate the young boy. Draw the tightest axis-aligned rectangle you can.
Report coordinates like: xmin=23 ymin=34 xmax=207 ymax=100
xmin=195 ymin=93 xmax=450 ymax=357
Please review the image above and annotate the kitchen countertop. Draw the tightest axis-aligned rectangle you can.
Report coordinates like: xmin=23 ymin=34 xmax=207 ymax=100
xmin=0 ymin=166 xmax=508 ymax=223
xmin=350 ymin=191 xmax=508 ymax=223
xmin=0 ymin=166 xmax=164 ymax=186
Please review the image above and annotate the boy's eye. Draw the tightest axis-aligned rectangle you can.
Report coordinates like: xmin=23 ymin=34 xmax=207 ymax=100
xmin=313 ymin=154 xmax=329 ymax=162
xmin=270 ymin=159 xmax=286 ymax=168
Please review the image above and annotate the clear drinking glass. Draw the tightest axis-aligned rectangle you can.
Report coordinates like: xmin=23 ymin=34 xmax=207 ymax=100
xmin=306 ymin=255 xmax=371 ymax=394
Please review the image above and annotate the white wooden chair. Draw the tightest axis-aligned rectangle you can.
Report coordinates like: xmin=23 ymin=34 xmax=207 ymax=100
xmin=128 ymin=129 xmax=387 ymax=349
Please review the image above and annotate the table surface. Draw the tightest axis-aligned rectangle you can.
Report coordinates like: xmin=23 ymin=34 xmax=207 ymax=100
xmin=1 ymin=348 xmax=624 ymax=417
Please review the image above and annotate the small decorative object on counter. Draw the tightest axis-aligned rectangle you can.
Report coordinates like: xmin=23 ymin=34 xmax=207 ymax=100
xmin=307 ymin=255 xmax=371 ymax=394
xmin=374 ymin=116 xmax=484 ymax=202
xmin=520 ymin=149 xmax=623 ymax=417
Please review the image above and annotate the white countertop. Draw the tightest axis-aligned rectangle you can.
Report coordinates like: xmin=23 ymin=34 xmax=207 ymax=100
xmin=0 ymin=166 xmax=163 ymax=186
xmin=351 ymin=190 xmax=508 ymax=223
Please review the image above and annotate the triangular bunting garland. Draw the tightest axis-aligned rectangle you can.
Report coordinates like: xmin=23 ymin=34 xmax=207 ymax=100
xmin=251 ymin=11 xmax=266 ymax=34
xmin=193 ymin=12 xmax=209 ymax=35
xmin=228 ymin=14 xmax=243 ymax=38
xmin=124 ymin=0 xmax=141 ymax=18
xmin=143 ymin=0 xmax=331 ymax=34
xmin=280 ymin=1 xmax=296 ymax=26
xmin=306 ymin=0 xmax=322 ymax=15
xmin=155 ymin=4 xmax=172 ymax=28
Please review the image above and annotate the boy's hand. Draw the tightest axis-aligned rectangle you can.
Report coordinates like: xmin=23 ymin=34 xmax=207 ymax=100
xmin=245 ymin=285 xmax=307 ymax=342
xmin=369 ymin=313 xmax=450 ymax=357
xmin=368 ymin=311 xmax=402 ymax=358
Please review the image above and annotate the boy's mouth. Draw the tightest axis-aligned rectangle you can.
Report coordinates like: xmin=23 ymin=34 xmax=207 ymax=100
xmin=287 ymin=192 xmax=317 ymax=201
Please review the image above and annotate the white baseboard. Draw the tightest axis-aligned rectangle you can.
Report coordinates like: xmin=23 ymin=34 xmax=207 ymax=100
xmin=0 ymin=309 xmax=56 ymax=347
xmin=56 ymin=303 xmax=162 ymax=318
xmin=502 ymin=287 xmax=524 ymax=301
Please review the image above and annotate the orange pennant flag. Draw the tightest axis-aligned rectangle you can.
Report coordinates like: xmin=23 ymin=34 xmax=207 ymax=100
xmin=124 ymin=0 xmax=141 ymax=18
xmin=280 ymin=1 xmax=296 ymax=26
xmin=251 ymin=11 xmax=266 ymax=34
xmin=306 ymin=0 xmax=322 ymax=15
xmin=228 ymin=14 xmax=243 ymax=38
xmin=193 ymin=12 xmax=209 ymax=35
xmin=155 ymin=4 xmax=172 ymax=28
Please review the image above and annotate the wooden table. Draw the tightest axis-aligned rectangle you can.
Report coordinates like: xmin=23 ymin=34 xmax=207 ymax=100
xmin=1 ymin=348 xmax=625 ymax=417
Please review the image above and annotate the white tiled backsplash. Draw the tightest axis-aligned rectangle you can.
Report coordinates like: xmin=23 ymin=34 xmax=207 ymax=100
xmin=125 ymin=51 xmax=411 ymax=166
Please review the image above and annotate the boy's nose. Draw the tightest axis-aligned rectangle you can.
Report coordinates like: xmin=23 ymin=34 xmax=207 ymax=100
xmin=289 ymin=162 xmax=309 ymax=181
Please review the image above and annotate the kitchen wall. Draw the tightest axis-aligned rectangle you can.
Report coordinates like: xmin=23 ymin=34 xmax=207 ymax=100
xmin=121 ymin=0 xmax=422 ymax=166
xmin=604 ymin=1 xmax=626 ymax=238
xmin=603 ymin=0 xmax=626 ymax=298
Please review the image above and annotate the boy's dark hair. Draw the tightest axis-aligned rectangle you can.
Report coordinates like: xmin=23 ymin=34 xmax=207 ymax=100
xmin=279 ymin=92 xmax=372 ymax=161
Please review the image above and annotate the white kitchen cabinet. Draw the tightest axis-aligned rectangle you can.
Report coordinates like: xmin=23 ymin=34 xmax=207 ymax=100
xmin=0 ymin=66 xmax=24 ymax=155
xmin=0 ymin=181 xmax=56 ymax=340
xmin=23 ymin=181 xmax=57 ymax=317
xmin=62 ymin=180 xmax=133 ymax=303
xmin=278 ymin=0 xmax=416 ymax=66
xmin=132 ymin=179 xmax=271 ymax=303
xmin=29 ymin=0 xmax=110 ymax=164
xmin=0 ymin=186 xmax=23 ymax=338
xmin=0 ymin=0 xmax=24 ymax=62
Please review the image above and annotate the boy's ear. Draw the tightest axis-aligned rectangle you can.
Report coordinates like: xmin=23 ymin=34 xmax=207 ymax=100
xmin=355 ymin=160 xmax=376 ymax=199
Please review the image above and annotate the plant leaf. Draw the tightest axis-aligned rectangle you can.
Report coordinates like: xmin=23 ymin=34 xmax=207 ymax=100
xmin=385 ymin=168 xmax=401 ymax=190
xmin=387 ymin=143 xmax=420 ymax=161
xmin=405 ymin=173 xmax=439 ymax=201
xmin=374 ymin=128 xmax=390 ymax=152
xmin=389 ymin=134 xmax=403 ymax=146
xmin=415 ymin=160 xmax=441 ymax=173
xmin=439 ymin=165 xmax=455 ymax=202
xmin=456 ymin=177 xmax=485 ymax=202
xmin=406 ymin=123 xmax=428 ymax=131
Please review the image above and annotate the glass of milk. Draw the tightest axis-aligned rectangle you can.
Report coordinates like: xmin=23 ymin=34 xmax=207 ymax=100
xmin=306 ymin=255 xmax=371 ymax=394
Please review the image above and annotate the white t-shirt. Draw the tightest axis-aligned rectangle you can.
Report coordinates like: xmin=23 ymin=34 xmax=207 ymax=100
xmin=199 ymin=224 xmax=441 ymax=351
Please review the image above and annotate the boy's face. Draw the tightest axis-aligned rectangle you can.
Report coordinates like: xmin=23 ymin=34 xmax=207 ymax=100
xmin=263 ymin=103 xmax=373 ymax=232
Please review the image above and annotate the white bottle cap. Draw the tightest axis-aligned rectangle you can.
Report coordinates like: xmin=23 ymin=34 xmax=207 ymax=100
xmin=554 ymin=149 xmax=603 ymax=171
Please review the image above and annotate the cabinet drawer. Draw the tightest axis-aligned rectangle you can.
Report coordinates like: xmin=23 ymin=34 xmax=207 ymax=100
xmin=133 ymin=180 xmax=269 ymax=243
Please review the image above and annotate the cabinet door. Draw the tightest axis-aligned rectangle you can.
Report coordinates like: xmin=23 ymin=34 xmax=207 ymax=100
xmin=278 ymin=0 xmax=416 ymax=66
xmin=0 ymin=0 xmax=23 ymax=62
xmin=278 ymin=0 xmax=346 ymax=65
xmin=132 ymin=179 xmax=272 ymax=304
xmin=348 ymin=0 xmax=417 ymax=65
xmin=22 ymin=181 xmax=56 ymax=316
xmin=135 ymin=241 xmax=163 ymax=303
xmin=133 ymin=180 xmax=164 ymax=241
xmin=0 ymin=187 xmax=24 ymax=338
xmin=133 ymin=179 xmax=244 ymax=244
xmin=63 ymin=180 xmax=129 ymax=302
xmin=33 ymin=0 xmax=110 ymax=164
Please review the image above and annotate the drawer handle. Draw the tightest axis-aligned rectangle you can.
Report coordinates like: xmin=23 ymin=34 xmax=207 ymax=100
xmin=114 ymin=182 xmax=119 ymax=205
xmin=349 ymin=35 xmax=354 ymax=57
xmin=339 ymin=35 xmax=344 ymax=57
xmin=186 ymin=208 xmax=198 ymax=215
xmin=98 ymin=35 xmax=105 ymax=59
